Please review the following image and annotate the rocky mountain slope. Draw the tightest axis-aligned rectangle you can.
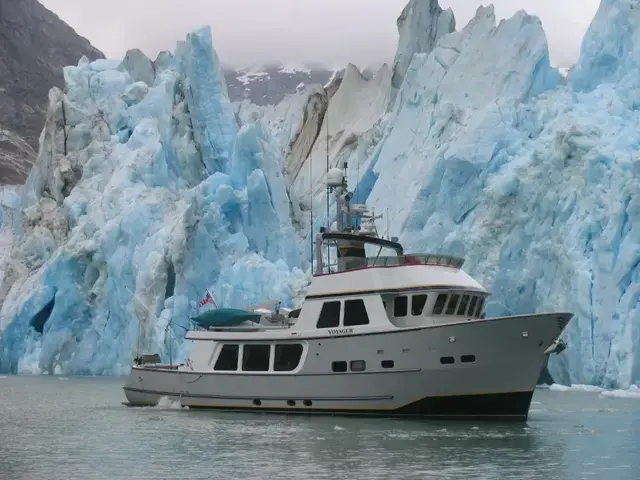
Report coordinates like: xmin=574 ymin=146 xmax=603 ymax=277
xmin=0 ymin=0 xmax=104 ymax=185
xmin=223 ymin=64 xmax=339 ymax=106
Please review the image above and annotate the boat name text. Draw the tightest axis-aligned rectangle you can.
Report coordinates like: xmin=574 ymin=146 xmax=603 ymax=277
xmin=328 ymin=328 xmax=354 ymax=335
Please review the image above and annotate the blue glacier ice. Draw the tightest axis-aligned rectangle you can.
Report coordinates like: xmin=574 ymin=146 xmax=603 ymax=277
xmin=0 ymin=27 xmax=306 ymax=375
xmin=390 ymin=0 xmax=455 ymax=104
xmin=0 ymin=0 xmax=639 ymax=389
xmin=276 ymin=0 xmax=639 ymax=389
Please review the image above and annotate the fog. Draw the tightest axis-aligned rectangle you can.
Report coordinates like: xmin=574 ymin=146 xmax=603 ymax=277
xmin=40 ymin=0 xmax=600 ymax=69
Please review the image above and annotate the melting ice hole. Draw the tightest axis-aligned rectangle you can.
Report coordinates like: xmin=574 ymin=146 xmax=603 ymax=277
xmin=165 ymin=262 xmax=176 ymax=300
xmin=30 ymin=297 xmax=55 ymax=334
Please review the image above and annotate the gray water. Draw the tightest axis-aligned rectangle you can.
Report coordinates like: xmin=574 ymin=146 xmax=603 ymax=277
xmin=0 ymin=376 xmax=638 ymax=480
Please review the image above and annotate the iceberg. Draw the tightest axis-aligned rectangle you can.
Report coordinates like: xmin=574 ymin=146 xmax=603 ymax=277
xmin=0 ymin=27 xmax=306 ymax=375
xmin=0 ymin=0 xmax=639 ymax=390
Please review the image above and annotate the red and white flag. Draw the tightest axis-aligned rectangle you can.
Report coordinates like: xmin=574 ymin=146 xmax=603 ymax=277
xmin=199 ymin=289 xmax=217 ymax=308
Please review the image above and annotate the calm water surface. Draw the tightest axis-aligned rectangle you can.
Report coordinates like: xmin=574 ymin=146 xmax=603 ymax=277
xmin=0 ymin=376 xmax=639 ymax=480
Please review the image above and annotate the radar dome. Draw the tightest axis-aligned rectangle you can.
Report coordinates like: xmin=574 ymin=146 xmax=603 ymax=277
xmin=327 ymin=168 xmax=344 ymax=187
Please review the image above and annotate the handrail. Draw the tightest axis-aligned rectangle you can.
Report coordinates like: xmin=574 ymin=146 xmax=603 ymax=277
xmin=320 ymin=254 xmax=465 ymax=274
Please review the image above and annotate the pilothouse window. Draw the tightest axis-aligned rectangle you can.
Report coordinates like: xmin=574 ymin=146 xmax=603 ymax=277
xmin=394 ymin=296 xmax=408 ymax=317
xmin=433 ymin=294 xmax=448 ymax=315
xmin=344 ymin=299 xmax=369 ymax=326
xmin=411 ymin=294 xmax=428 ymax=316
xmin=242 ymin=345 xmax=270 ymax=372
xmin=445 ymin=294 xmax=460 ymax=315
xmin=457 ymin=295 xmax=470 ymax=316
xmin=475 ymin=298 xmax=486 ymax=318
xmin=317 ymin=301 xmax=341 ymax=328
xmin=214 ymin=344 xmax=239 ymax=371
xmin=274 ymin=344 xmax=303 ymax=371
xmin=468 ymin=296 xmax=478 ymax=317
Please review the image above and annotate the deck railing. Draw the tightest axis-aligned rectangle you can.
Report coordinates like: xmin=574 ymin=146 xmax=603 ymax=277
xmin=321 ymin=254 xmax=465 ymax=274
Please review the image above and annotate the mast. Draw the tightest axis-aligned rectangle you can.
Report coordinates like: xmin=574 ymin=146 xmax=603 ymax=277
xmin=325 ymin=98 xmax=330 ymax=269
xmin=310 ymin=126 xmax=314 ymax=272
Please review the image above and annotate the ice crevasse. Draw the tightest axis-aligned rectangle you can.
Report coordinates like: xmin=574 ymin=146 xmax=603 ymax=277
xmin=0 ymin=0 xmax=639 ymax=389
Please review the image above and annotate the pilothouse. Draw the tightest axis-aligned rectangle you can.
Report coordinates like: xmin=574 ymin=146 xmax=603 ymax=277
xmin=123 ymin=162 xmax=572 ymax=420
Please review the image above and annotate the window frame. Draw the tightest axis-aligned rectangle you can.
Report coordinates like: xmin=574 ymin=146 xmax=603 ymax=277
xmin=411 ymin=294 xmax=428 ymax=316
xmin=273 ymin=344 xmax=304 ymax=372
xmin=241 ymin=344 xmax=271 ymax=372
xmin=214 ymin=344 xmax=240 ymax=371
xmin=343 ymin=299 xmax=370 ymax=326
xmin=445 ymin=294 xmax=461 ymax=315
xmin=432 ymin=294 xmax=448 ymax=315
xmin=317 ymin=301 xmax=341 ymax=328
xmin=393 ymin=295 xmax=408 ymax=317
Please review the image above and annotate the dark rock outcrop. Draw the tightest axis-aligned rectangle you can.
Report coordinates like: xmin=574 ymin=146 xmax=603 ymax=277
xmin=0 ymin=0 xmax=104 ymax=185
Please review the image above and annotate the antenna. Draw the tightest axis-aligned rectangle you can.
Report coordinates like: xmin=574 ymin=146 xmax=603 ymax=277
xmin=309 ymin=135 xmax=314 ymax=273
xmin=386 ymin=208 xmax=390 ymax=240
xmin=325 ymin=95 xmax=330 ymax=271
xmin=136 ymin=318 xmax=141 ymax=364
xmin=325 ymin=99 xmax=330 ymax=224
xmin=356 ymin=157 xmax=360 ymax=229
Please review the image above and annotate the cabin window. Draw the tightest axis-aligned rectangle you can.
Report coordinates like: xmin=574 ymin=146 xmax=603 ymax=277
xmin=440 ymin=356 xmax=455 ymax=365
xmin=394 ymin=296 xmax=408 ymax=317
xmin=273 ymin=344 xmax=304 ymax=371
xmin=344 ymin=299 xmax=370 ymax=326
xmin=457 ymin=295 xmax=470 ymax=316
xmin=461 ymin=355 xmax=476 ymax=363
xmin=411 ymin=294 xmax=428 ymax=316
xmin=242 ymin=344 xmax=271 ymax=372
xmin=433 ymin=294 xmax=448 ymax=315
xmin=350 ymin=360 xmax=366 ymax=372
xmin=445 ymin=294 xmax=460 ymax=315
xmin=475 ymin=298 xmax=486 ymax=318
xmin=467 ymin=296 xmax=478 ymax=318
xmin=332 ymin=361 xmax=348 ymax=372
xmin=381 ymin=360 xmax=395 ymax=369
xmin=214 ymin=344 xmax=239 ymax=371
xmin=317 ymin=301 xmax=341 ymax=328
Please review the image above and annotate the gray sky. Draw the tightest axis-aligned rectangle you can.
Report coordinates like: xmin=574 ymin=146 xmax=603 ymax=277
xmin=40 ymin=0 xmax=601 ymax=69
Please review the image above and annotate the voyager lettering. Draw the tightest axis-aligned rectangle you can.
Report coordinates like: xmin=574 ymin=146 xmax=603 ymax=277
xmin=328 ymin=328 xmax=354 ymax=335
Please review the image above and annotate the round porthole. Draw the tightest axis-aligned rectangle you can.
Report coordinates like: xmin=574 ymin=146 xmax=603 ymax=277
xmin=253 ymin=399 xmax=262 ymax=406
xmin=287 ymin=400 xmax=296 ymax=407
xmin=303 ymin=400 xmax=312 ymax=407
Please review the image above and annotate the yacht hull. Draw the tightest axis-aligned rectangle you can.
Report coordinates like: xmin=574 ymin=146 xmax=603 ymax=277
xmin=123 ymin=312 xmax=571 ymax=419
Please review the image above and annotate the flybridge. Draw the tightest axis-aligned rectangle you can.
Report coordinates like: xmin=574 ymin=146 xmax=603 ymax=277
xmin=313 ymin=162 xmax=464 ymax=275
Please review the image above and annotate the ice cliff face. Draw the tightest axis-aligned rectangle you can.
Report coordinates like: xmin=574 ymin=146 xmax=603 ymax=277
xmin=0 ymin=28 xmax=306 ymax=375
xmin=1 ymin=0 xmax=639 ymax=389
xmin=281 ymin=0 xmax=639 ymax=389
xmin=390 ymin=0 xmax=455 ymax=105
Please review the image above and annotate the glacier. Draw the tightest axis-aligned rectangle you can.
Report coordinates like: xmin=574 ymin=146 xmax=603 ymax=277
xmin=0 ymin=0 xmax=639 ymax=389
xmin=0 ymin=28 xmax=307 ymax=375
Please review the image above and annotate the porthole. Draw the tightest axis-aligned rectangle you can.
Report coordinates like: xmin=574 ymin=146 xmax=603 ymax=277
xmin=440 ymin=356 xmax=455 ymax=365
xmin=461 ymin=355 xmax=476 ymax=363
xmin=253 ymin=399 xmax=262 ymax=406
xmin=332 ymin=361 xmax=348 ymax=372
xmin=381 ymin=360 xmax=395 ymax=369
xmin=287 ymin=400 xmax=296 ymax=407
xmin=350 ymin=360 xmax=366 ymax=372
xmin=303 ymin=400 xmax=313 ymax=407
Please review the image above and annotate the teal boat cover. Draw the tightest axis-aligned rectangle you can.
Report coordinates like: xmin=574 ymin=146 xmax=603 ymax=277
xmin=191 ymin=308 xmax=262 ymax=328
